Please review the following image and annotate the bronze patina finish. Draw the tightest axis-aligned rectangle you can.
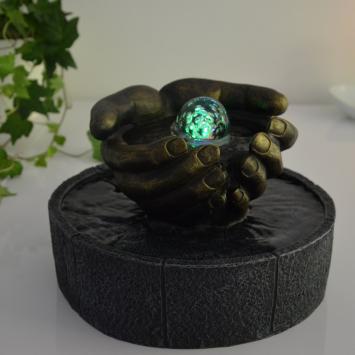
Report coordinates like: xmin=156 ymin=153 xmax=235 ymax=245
xmin=90 ymin=78 xmax=298 ymax=225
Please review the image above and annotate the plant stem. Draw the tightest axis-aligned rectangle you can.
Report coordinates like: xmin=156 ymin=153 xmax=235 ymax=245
xmin=11 ymin=69 xmax=70 ymax=162
xmin=2 ymin=21 xmax=11 ymax=40
xmin=13 ymin=106 xmax=68 ymax=161
xmin=57 ymin=148 xmax=91 ymax=158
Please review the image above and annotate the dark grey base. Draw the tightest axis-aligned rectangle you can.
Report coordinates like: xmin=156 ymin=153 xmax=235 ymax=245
xmin=48 ymin=165 xmax=335 ymax=348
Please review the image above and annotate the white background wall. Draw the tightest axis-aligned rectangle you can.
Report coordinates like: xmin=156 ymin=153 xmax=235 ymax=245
xmin=62 ymin=0 xmax=355 ymax=104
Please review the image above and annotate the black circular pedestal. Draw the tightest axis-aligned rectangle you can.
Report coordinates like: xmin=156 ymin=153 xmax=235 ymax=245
xmin=48 ymin=165 xmax=335 ymax=349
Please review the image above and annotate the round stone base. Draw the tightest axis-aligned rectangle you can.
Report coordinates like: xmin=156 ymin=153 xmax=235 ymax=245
xmin=48 ymin=165 xmax=335 ymax=348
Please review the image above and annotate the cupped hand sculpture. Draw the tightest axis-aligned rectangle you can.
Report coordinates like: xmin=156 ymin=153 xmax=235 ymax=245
xmin=90 ymin=78 xmax=298 ymax=226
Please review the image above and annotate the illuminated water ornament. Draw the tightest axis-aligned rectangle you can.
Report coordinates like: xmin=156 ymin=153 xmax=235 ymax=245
xmin=171 ymin=96 xmax=230 ymax=147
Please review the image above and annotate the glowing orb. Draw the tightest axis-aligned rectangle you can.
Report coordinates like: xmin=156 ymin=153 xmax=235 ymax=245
xmin=172 ymin=96 xmax=230 ymax=147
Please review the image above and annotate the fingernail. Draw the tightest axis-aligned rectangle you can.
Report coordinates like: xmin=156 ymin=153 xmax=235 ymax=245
xmin=197 ymin=145 xmax=220 ymax=165
xmin=230 ymin=187 xmax=250 ymax=216
xmin=252 ymin=133 xmax=271 ymax=154
xmin=204 ymin=168 xmax=225 ymax=189
xmin=209 ymin=193 xmax=226 ymax=209
xmin=241 ymin=156 xmax=259 ymax=177
xmin=166 ymin=138 xmax=188 ymax=156
xmin=233 ymin=188 xmax=245 ymax=203
xmin=269 ymin=117 xmax=287 ymax=136
xmin=278 ymin=95 xmax=288 ymax=113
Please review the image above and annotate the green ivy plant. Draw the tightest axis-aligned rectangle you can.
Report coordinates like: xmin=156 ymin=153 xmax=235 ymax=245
xmin=0 ymin=0 xmax=79 ymax=200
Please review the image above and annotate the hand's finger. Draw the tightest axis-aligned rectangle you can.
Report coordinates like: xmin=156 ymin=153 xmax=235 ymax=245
xmin=139 ymin=166 xmax=226 ymax=214
xmin=267 ymin=117 xmax=298 ymax=151
xmin=229 ymin=186 xmax=250 ymax=217
xmin=102 ymin=128 xmax=188 ymax=171
xmin=90 ymin=85 xmax=170 ymax=140
xmin=208 ymin=191 xmax=227 ymax=210
xmin=160 ymin=78 xmax=288 ymax=116
xmin=114 ymin=145 xmax=220 ymax=198
xmin=250 ymin=132 xmax=283 ymax=177
xmin=239 ymin=154 xmax=267 ymax=199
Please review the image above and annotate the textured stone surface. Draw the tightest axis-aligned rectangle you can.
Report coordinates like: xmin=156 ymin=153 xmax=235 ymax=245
xmin=273 ymin=228 xmax=334 ymax=332
xmin=74 ymin=239 xmax=164 ymax=346
xmin=164 ymin=256 xmax=276 ymax=348
xmin=48 ymin=165 xmax=335 ymax=348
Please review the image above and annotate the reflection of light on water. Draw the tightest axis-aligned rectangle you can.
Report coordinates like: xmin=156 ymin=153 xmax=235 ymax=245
xmin=176 ymin=133 xmax=231 ymax=148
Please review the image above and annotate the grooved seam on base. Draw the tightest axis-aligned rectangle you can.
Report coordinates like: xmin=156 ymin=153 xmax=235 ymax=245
xmin=270 ymin=253 xmax=279 ymax=333
xmin=72 ymin=235 xmax=80 ymax=312
xmin=160 ymin=259 xmax=168 ymax=347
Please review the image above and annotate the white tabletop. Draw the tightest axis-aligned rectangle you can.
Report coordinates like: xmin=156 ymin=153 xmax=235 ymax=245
xmin=0 ymin=101 xmax=354 ymax=355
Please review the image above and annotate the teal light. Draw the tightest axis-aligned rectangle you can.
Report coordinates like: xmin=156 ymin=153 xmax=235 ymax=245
xmin=172 ymin=96 xmax=230 ymax=147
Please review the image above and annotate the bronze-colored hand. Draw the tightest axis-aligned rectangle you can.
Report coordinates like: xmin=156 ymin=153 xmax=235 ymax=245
xmin=90 ymin=78 xmax=298 ymax=225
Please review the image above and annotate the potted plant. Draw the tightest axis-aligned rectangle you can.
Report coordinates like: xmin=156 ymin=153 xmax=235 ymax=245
xmin=0 ymin=0 xmax=79 ymax=200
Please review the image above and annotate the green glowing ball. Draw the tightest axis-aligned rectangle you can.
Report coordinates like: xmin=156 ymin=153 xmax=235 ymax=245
xmin=172 ymin=96 xmax=230 ymax=147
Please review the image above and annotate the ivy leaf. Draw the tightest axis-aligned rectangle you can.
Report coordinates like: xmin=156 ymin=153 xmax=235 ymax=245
xmin=43 ymin=97 xmax=60 ymax=113
xmin=1 ymin=83 xmax=15 ymax=97
xmin=87 ymin=131 xmax=102 ymax=161
xmin=0 ymin=1 xmax=29 ymax=37
xmin=15 ymin=0 xmax=79 ymax=76
xmin=43 ymin=58 xmax=56 ymax=77
xmin=13 ymin=66 xmax=30 ymax=99
xmin=56 ymin=97 xmax=63 ymax=108
xmin=3 ymin=7 xmax=28 ymax=37
xmin=0 ymin=53 xmax=15 ymax=80
xmin=27 ymin=80 xmax=53 ymax=97
xmin=16 ymin=41 xmax=43 ymax=65
xmin=0 ymin=112 xmax=33 ymax=143
xmin=0 ymin=159 xmax=13 ymax=178
xmin=56 ymin=50 xmax=76 ymax=69
xmin=49 ymin=75 xmax=63 ymax=92
xmin=0 ymin=147 xmax=8 ymax=159
xmin=34 ymin=154 xmax=47 ymax=167
xmin=0 ymin=0 xmax=79 ymax=198
xmin=10 ymin=160 xmax=22 ymax=178
xmin=46 ymin=145 xmax=57 ymax=158
xmin=27 ymin=0 xmax=63 ymax=41
xmin=47 ymin=123 xmax=59 ymax=134
xmin=62 ymin=17 xmax=79 ymax=48
xmin=54 ymin=134 xmax=66 ymax=146
xmin=0 ymin=156 xmax=23 ymax=179
xmin=0 ymin=185 xmax=16 ymax=200
xmin=16 ymin=97 xmax=46 ymax=118
xmin=15 ymin=81 xmax=54 ymax=118
xmin=9 ymin=160 xmax=22 ymax=177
